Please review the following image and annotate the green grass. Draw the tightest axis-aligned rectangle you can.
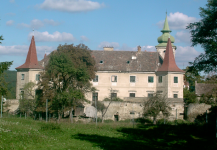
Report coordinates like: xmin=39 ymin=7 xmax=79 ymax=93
xmin=0 ymin=117 xmax=217 ymax=150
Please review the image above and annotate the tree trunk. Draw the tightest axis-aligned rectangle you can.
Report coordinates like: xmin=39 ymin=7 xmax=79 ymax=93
xmin=153 ymin=117 xmax=156 ymax=124
xmin=70 ymin=107 xmax=73 ymax=123
xmin=58 ymin=113 xmax=61 ymax=123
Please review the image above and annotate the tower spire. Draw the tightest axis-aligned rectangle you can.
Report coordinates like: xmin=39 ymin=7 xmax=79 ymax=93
xmin=16 ymin=36 xmax=43 ymax=69
xmin=158 ymin=38 xmax=184 ymax=72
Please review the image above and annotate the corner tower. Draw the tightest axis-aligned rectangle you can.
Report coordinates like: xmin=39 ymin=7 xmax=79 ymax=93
xmin=156 ymin=13 xmax=176 ymax=59
xmin=157 ymin=38 xmax=184 ymax=98
xmin=15 ymin=36 xmax=43 ymax=99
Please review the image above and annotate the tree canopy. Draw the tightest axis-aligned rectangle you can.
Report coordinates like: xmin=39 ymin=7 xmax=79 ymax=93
xmin=0 ymin=35 xmax=13 ymax=97
xmin=37 ymin=43 xmax=95 ymax=121
xmin=187 ymin=0 xmax=217 ymax=73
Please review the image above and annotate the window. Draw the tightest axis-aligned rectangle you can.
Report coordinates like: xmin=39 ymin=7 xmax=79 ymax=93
xmin=93 ymin=75 xmax=98 ymax=82
xmin=36 ymin=74 xmax=40 ymax=81
xmin=21 ymin=74 xmax=25 ymax=80
xmin=148 ymin=93 xmax=153 ymax=97
xmin=148 ymin=76 xmax=154 ymax=83
xmin=173 ymin=94 xmax=178 ymax=98
xmin=92 ymin=93 xmax=98 ymax=101
xmin=20 ymin=91 xmax=24 ymax=99
xmin=129 ymin=93 xmax=135 ymax=97
xmin=130 ymin=76 xmax=136 ymax=82
xmin=111 ymin=93 xmax=117 ymax=99
xmin=158 ymin=76 xmax=162 ymax=83
xmin=111 ymin=75 xmax=117 ymax=82
xmin=127 ymin=61 xmax=130 ymax=64
xmin=174 ymin=77 xmax=178 ymax=83
xmin=100 ymin=60 xmax=104 ymax=64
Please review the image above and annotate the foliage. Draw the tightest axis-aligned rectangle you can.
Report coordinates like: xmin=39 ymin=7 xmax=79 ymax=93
xmin=187 ymin=0 xmax=217 ymax=73
xmin=183 ymin=88 xmax=198 ymax=104
xmin=19 ymin=82 xmax=37 ymax=116
xmin=143 ymin=93 xmax=171 ymax=123
xmin=184 ymin=66 xmax=205 ymax=91
xmin=199 ymin=94 xmax=216 ymax=105
xmin=38 ymin=43 xmax=95 ymax=121
xmin=3 ymin=71 xmax=17 ymax=99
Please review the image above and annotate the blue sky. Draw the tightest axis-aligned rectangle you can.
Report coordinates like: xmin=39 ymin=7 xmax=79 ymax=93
xmin=0 ymin=0 xmax=207 ymax=70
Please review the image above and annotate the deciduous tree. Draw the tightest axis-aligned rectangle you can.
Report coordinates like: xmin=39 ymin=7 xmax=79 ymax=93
xmin=187 ymin=0 xmax=217 ymax=73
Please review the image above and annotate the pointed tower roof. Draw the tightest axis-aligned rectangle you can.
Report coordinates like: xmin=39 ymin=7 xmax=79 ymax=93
xmin=156 ymin=12 xmax=175 ymax=47
xmin=158 ymin=38 xmax=184 ymax=72
xmin=16 ymin=36 xmax=43 ymax=69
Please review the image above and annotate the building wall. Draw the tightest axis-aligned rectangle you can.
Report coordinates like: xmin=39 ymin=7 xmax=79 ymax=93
xmin=156 ymin=47 xmax=176 ymax=59
xmin=87 ymin=71 xmax=184 ymax=101
xmin=16 ymin=68 xmax=42 ymax=99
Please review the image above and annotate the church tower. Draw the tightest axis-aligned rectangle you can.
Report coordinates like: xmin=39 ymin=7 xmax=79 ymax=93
xmin=15 ymin=36 xmax=43 ymax=99
xmin=156 ymin=13 xmax=176 ymax=59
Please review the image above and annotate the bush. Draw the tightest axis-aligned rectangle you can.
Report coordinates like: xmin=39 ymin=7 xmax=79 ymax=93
xmin=40 ymin=123 xmax=61 ymax=131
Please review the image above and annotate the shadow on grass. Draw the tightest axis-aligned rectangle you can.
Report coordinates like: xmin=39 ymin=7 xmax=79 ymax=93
xmin=72 ymin=124 xmax=217 ymax=150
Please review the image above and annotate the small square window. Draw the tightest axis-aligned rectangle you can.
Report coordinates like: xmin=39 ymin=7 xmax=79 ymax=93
xmin=148 ymin=93 xmax=153 ymax=97
xmin=129 ymin=93 xmax=135 ymax=97
xmin=20 ymin=91 xmax=24 ymax=99
xmin=174 ymin=77 xmax=178 ymax=83
xmin=36 ymin=74 xmax=40 ymax=81
xmin=148 ymin=76 xmax=154 ymax=83
xmin=130 ymin=76 xmax=136 ymax=82
xmin=92 ymin=92 xmax=98 ymax=101
xmin=111 ymin=93 xmax=117 ymax=99
xmin=21 ymin=74 xmax=25 ymax=80
xmin=158 ymin=76 xmax=162 ymax=83
xmin=111 ymin=75 xmax=117 ymax=82
xmin=93 ymin=75 xmax=98 ymax=82
xmin=173 ymin=94 xmax=178 ymax=98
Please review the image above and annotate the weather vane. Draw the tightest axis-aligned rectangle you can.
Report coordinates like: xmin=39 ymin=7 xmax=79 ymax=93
xmin=33 ymin=28 xmax=34 ymax=36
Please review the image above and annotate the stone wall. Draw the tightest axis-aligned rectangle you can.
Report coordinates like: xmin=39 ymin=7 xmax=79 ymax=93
xmin=187 ymin=103 xmax=211 ymax=122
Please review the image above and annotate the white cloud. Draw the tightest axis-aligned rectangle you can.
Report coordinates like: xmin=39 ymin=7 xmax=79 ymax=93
xmin=157 ymin=12 xmax=197 ymax=30
xmin=39 ymin=0 xmax=104 ymax=12
xmin=175 ymin=46 xmax=200 ymax=67
xmin=0 ymin=45 xmax=54 ymax=58
xmin=17 ymin=19 xmax=60 ymax=29
xmin=98 ymin=41 xmax=119 ymax=49
xmin=80 ymin=35 xmax=89 ymax=42
xmin=6 ymin=20 xmax=14 ymax=26
xmin=10 ymin=0 xmax=15 ymax=3
xmin=28 ymin=31 xmax=75 ymax=42
xmin=175 ymin=31 xmax=191 ymax=44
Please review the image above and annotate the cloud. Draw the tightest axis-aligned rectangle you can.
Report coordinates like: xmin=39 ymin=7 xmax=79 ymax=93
xmin=175 ymin=31 xmax=191 ymax=44
xmin=80 ymin=35 xmax=89 ymax=42
xmin=175 ymin=46 xmax=200 ymax=67
xmin=6 ymin=20 xmax=14 ymax=26
xmin=157 ymin=12 xmax=197 ymax=30
xmin=10 ymin=0 xmax=15 ymax=3
xmin=17 ymin=19 xmax=61 ymax=29
xmin=28 ymin=31 xmax=75 ymax=42
xmin=98 ymin=41 xmax=120 ymax=49
xmin=39 ymin=0 xmax=104 ymax=12
xmin=0 ymin=45 xmax=55 ymax=58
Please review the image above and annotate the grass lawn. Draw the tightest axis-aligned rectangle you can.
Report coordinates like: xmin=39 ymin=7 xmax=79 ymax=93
xmin=0 ymin=117 xmax=217 ymax=150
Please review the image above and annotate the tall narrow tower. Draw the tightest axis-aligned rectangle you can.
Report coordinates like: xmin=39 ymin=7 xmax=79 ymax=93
xmin=156 ymin=13 xmax=176 ymax=59
xmin=15 ymin=36 xmax=43 ymax=99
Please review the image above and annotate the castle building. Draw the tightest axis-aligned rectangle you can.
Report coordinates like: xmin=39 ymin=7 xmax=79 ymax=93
xmin=15 ymin=14 xmax=185 ymax=120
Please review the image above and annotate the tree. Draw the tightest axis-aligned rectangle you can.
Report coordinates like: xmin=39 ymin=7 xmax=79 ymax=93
xmin=0 ymin=35 xmax=13 ymax=98
xmin=38 ymin=43 xmax=95 ymax=122
xmin=184 ymin=66 xmax=205 ymax=91
xmin=143 ymin=93 xmax=171 ymax=124
xmin=183 ymin=88 xmax=198 ymax=104
xmin=187 ymin=0 xmax=217 ymax=73
xmin=19 ymin=82 xmax=37 ymax=117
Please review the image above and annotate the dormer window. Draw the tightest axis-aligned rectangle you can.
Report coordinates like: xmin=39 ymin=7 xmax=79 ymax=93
xmin=127 ymin=61 xmax=130 ymax=64
xmin=100 ymin=60 xmax=104 ymax=64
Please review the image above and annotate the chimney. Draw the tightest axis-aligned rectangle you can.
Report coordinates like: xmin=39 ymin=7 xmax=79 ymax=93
xmin=103 ymin=46 xmax=114 ymax=51
xmin=137 ymin=45 xmax=141 ymax=53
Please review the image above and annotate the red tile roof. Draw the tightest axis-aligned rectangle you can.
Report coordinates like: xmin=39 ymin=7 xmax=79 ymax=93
xmin=16 ymin=36 xmax=43 ymax=69
xmin=158 ymin=38 xmax=184 ymax=72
